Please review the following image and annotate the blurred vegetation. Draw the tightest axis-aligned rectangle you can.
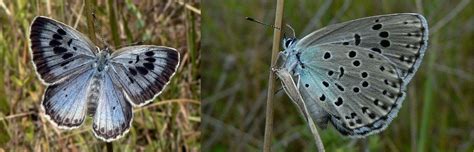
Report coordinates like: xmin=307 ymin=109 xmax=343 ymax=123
xmin=0 ymin=0 xmax=200 ymax=151
xmin=202 ymin=0 xmax=473 ymax=151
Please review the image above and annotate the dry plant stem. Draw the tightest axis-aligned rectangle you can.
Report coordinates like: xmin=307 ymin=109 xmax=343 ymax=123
xmin=274 ymin=69 xmax=325 ymax=151
xmin=106 ymin=142 xmax=113 ymax=152
xmin=263 ymin=0 xmax=284 ymax=151
xmin=84 ymin=0 xmax=97 ymax=44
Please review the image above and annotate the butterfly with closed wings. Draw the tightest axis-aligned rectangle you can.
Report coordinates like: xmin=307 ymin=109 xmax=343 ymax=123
xmin=276 ymin=13 xmax=428 ymax=138
xmin=29 ymin=16 xmax=180 ymax=142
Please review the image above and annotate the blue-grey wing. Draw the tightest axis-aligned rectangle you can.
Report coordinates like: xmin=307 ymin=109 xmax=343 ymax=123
xmin=109 ymin=45 xmax=180 ymax=106
xmin=296 ymin=44 xmax=405 ymax=137
xmin=29 ymin=16 xmax=96 ymax=84
xmin=92 ymin=71 xmax=133 ymax=142
xmin=42 ymin=69 xmax=94 ymax=129
xmin=296 ymin=13 xmax=428 ymax=83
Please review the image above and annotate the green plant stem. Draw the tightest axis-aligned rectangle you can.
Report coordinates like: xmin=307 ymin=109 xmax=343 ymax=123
xmin=263 ymin=0 xmax=284 ymax=151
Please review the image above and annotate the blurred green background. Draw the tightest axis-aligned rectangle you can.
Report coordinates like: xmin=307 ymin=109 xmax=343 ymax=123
xmin=202 ymin=0 xmax=473 ymax=151
xmin=0 ymin=0 xmax=200 ymax=151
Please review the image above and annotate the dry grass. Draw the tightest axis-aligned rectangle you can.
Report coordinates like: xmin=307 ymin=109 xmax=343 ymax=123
xmin=0 ymin=0 xmax=200 ymax=151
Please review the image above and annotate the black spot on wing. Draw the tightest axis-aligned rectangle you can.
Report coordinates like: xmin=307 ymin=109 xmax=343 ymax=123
xmin=323 ymin=52 xmax=331 ymax=59
xmin=53 ymin=47 xmax=68 ymax=54
xmin=52 ymin=34 xmax=62 ymax=39
xmin=143 ymin=63 xmax=154 ymax=70
xmin=145 ymin=51 xmax=154 ymax=56
xmin=67 ymin=39 xmax=73 ymax=46
xmin=335 ymin=83 xmax=345 ymax=91
xmin=57 ymin=28 xmax=67 ymax=35
xmin=62 ymin=53 xmax=73 ymax=59
xmin=352 ymin=60 xmax=361 ymax=67
xmin=380 ymin=40 xmax=390 ymax=47
xmin=145 ymin=57 xmax=156 ymax=62
xmin=135 ymin=55 xmax=140 ymax=63
xmin=338 ymin=67 xmax=345 ymax=78
xmin=49 ymin=40 xmax=61 ymax=46
xmin=372 ymin=24 xmax=382 ymax=30
xmin=379 ymin=31 xmax=389 ymax=38
xmin=348 ymin=51 xmax=356 ymax=58
xmin=335 ymin=97 xmax=343 ymax=106
xmin=136 ymin=66 xmax=148 ymax=75
xmin=128 ymin=67 xmax=137 ymax=76
xmin=371 ymin=48 xmax=382 ymax=54
xmin=354 ymin=34 xmax=361 ymax=46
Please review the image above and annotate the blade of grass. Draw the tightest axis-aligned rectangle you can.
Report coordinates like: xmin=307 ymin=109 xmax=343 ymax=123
xmin=263 ymin=0 xmax=284 ymax=151
xmin=186 ymin=4 xmax=196 ymax=74
xmin=107 ymin=0 xmax=120 ymax=47
xmin=121 ymin=12 xmax=134 ymax=43
xmin=418 ymin=36 xmax=437 ymax=152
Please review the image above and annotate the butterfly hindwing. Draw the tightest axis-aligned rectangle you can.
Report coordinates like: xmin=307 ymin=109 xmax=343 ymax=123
xmin=42 ymin=69 xmax=94 ymax=129
xmin=29 ymin=16 xmax=96 ymax=84
xmin=92 ymin=72 xmax=133 ymax=142
xmin=296 ymin=44 xmax=405 ymax=137
xmin=296 ymin=13 xmax=428 ymax=83
xmin=109 ymin=45 xmax=180 ymax=106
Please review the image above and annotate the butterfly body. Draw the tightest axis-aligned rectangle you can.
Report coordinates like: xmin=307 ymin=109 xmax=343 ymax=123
xmin=277 ymin=13 xmax=428 ymax=138
xmin=29 ymin=16 xmax=180 ymax=142
xmin=86 ymin=66 xmax=106 ymax=116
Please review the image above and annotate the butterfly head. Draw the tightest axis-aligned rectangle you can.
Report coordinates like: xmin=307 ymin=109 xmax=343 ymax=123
xmin=279 ymin=37 xmax=302 ymax=75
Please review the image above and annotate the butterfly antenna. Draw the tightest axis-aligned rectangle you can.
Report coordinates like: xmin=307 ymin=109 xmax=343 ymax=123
xmin=91 ymin=13 xmax=112 ymax=50
xmin=245 ymin=17 xmax=281 ymax=30
xmin=118 ymin=41 xmax=144 ymax=48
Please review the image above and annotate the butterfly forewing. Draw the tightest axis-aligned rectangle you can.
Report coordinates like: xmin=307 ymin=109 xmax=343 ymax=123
xmin=109 ymin=45 xmax=180 ymax=106
xmin=296 ymin=13 xmax=428 ymax=83
xmin=30 ymin=16 xmax=97 ymax=84
xmin=42 ymin=69 xmax=94 ymax=129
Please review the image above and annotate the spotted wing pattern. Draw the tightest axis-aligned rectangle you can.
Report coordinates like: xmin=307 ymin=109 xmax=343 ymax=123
xmin=109 ymin=45 xmax=180 ymax=106
xmin=29 ymin=16 xmax=96 ymax=84
xmin=281 ymin=13 xmax=428 ymax=138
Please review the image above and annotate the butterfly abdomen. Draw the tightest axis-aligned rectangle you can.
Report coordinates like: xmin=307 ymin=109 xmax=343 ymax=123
xmin=87 ymin=73 xmax=104 ymax=116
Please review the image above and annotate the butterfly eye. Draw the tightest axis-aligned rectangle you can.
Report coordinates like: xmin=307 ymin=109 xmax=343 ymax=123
xmin=283 ymin=38 xmax=296 ymax=49
xmin=285 ymin=39 xmax=292 ymax=47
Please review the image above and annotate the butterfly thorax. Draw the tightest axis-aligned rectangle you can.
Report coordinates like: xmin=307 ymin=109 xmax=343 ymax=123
xmin=95 ymin=49 xmax=111 ymax=72
xmin=281 ymin=43 xmax=303 ymax=75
